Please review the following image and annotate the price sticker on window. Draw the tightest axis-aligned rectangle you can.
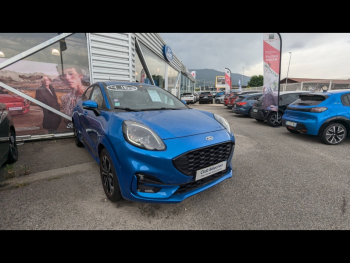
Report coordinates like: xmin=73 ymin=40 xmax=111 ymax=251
xmin=147 ymin=90 xmax=162 ymax=102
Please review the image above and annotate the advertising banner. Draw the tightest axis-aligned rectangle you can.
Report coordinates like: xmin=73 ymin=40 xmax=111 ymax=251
xmin=262 ymin=33 xmax=281 ymax=111
xmin=216 ymin=76 xmax=226 ymax=90
xmin=225 ymin=68 xmax=231 ymax=94
xmin=0 ymin=33 xmax=90 ymax=136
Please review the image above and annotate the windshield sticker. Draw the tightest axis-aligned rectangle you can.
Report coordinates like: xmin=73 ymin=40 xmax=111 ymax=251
xmin=114 ymin=102 xmax=120 ymax=106
xmin=147 ymin=90 xmax=162 ymax=102
xmin=107 ymin=85 xmax=138 ymax=91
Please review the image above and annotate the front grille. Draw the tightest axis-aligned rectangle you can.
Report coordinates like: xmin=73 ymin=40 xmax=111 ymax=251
xmin=174 ymin=168 xmax=228 ymax=195
xmin=172 ymin=141 xmax=234 ymax=177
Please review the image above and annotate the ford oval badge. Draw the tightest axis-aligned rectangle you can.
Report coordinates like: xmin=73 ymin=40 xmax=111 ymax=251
xmin=206 ymin=136 xmax=213 ymax=141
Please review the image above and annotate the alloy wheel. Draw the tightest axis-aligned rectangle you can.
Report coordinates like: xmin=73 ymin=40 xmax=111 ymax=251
xmin=270 ymin=113 xmax=282 ymax=126
xmin=9 ymin=130 xmax=17 ymax=160
xmin=101 ymin=155 xmax=114 ymax=195
xmin=325 ymin=125 xmax=345 ymax=144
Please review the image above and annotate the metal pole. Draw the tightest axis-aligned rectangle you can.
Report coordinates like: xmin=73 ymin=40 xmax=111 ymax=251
xmin=242 ymin=67 xmax=244 ymax=87
xmin=286 ymin=52 xmax=292 ymax=85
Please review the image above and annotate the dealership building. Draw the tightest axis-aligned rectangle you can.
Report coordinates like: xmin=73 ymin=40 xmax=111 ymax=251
xmin=0 ymin=33 xmax=196 ymax=140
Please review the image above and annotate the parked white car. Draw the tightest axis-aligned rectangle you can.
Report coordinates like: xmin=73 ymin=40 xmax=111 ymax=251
xmin=181 ymin=93 xmax=196 ymax=104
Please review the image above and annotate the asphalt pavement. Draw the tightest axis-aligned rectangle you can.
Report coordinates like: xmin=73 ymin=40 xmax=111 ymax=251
xmin=1 ymin=102 xmax=350 ymax=229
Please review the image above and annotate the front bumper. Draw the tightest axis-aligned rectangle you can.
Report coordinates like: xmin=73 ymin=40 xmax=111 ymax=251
xmin=250 ymin=108 xmax=266 ymax=120
xmin=113 ymin=129 xmax=235 ymax=203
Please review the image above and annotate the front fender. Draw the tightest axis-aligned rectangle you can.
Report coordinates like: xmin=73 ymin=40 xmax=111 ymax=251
xmin=97 ymin=136 xmax=126 ymax=197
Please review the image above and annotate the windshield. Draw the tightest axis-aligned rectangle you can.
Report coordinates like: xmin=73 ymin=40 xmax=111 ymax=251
xmin=105 ymin=84 xmax=188 ymax=111
xmin=182 ymin=93 xmax=192 ymax=96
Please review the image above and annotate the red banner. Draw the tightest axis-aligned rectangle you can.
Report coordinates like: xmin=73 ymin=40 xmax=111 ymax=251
xmin=225 ymin=68 xmax=231 ymax=94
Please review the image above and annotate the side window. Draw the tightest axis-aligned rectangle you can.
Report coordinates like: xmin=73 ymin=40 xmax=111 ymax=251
xmin=82 ymin=86 xmax=93 ymax=101
xmin=91 ymin=86 xmax=104 ymax=108
xmin=283 ymin=94 xmax=299 ymax=104
xmin=341 ymin=93 xmax=350 ymax=106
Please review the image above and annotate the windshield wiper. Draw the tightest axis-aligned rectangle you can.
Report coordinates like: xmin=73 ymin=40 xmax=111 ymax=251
xmin=137 ymin=108 xmax=183 ymax=111
xmin=114 ymin=107 xmax=140 ymax=112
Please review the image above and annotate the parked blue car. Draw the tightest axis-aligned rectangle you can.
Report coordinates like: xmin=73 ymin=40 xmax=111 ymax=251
xmin=72 ymin=82 xmax=235 ymax=203
xmin=232 ymin=93 xmax=263 ymax=117
xmin=282 ymin=89 xmax=350 ymax=145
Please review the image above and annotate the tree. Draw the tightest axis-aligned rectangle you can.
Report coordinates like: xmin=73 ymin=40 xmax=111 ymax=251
xmin=247 ymin=75 xmax=263 ymax=87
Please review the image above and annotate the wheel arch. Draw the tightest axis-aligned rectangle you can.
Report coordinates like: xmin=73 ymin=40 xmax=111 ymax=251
xmin=97 ymin=138 xmax=126 ymax=197
xmin=318 ymin=117 xmax=350 ymax=137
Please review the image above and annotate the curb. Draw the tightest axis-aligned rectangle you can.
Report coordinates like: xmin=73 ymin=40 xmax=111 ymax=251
xmin=0 ymin=161 xmax=98 ymax=191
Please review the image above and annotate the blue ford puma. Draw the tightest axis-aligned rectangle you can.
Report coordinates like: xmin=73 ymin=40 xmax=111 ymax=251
xmin=72 ymin=82 xmax=235 ymax=203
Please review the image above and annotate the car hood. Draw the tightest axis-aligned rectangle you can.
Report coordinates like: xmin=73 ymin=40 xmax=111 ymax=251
xmin=0 ymin=94 xmax=25 ymax=103
xmin=114 ymin=109 xmax=225 ymax=140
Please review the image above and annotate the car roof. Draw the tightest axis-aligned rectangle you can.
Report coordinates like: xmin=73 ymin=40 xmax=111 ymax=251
xmin=311 ymin=89 xmax=350 ymax=96
xmin=241 ymin=92 xmax=263 ymax=97
xmin=279 ymin=91 xmax=310 ymax=95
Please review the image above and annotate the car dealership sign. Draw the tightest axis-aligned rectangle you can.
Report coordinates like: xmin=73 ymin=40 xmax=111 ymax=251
xmin=163 ymin=45 xmax=173 ymax=62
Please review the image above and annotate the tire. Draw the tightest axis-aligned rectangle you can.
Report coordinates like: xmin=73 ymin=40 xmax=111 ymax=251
xmin=320 ymin=123 xmax=347 ymax=145
xmin=255 ymin=119 xmax=265 ymax=122
xmin=267 ymin=112 xmax=282 ymax=127
xmin=211 ymin=100 xmax=213 ymax=104
xmin=286 ymin=127 xmax=299 ymax=133
xmin=73 ymin=120 xmax=84 ymax=147
xmin=248 ymin=109 xmax=252 ymax=118
xmin=7 ymin=128 xmax=18 ymax=164
xmin=100 ymin=148 xmax=123 ymax=202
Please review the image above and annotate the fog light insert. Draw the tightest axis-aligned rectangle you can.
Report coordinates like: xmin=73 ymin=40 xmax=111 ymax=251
xmin=136 ymin=174 xmax=162 ymax=193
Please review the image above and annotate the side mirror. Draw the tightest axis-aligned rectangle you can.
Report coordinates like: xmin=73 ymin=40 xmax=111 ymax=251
xmin=181 ymin=100 xmax=187 ymax=104
xmin=82 ymin=100 xmax=100 ymax=115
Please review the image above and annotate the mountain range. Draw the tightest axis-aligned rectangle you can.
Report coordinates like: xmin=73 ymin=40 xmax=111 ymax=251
xmin=189 ymin=68 xmax=251 ymax=87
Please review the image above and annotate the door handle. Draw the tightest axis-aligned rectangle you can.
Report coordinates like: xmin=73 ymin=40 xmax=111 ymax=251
xmin=84 ymin=111 xmax=87 ymax=116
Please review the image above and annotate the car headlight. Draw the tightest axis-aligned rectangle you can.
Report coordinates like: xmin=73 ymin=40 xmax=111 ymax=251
xmin=122 ymin=121 xmax=166 ymax=151
xmin=213 ymin=114 xmax=231 ymax=133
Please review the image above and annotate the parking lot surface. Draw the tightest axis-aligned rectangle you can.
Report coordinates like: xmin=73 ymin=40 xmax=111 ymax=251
xmin=1 ymin=102 xmax=349 ymax=229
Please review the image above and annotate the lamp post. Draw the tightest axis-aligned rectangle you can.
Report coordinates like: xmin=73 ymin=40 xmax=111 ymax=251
xmin=286 ymin=52 xmax=292 ymax=85
xmin=242 ymin=67 xmax=244 ymax=87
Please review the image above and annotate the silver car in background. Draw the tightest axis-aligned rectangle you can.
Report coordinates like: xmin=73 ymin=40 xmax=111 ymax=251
xmin=215 ymin=95 xmax=225 ymax=104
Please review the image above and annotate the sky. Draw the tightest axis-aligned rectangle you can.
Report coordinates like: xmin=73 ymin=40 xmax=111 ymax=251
xmin=160 ymin=33 xmax=350 ymax=80
xmin=0 ymin=58 xmax=59 ymax=75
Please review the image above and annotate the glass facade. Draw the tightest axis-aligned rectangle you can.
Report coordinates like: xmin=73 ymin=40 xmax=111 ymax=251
xmin=167 ymin=65 xmax=179 ymax=96
xmin=136 ymin=41 xmax=195 ymax=96
xmin=134 ymin=48 xmax=148 ymax=83
xmin=180 ymin=73 xmax=195 ymax=96
xmin=0 ymin=33 xmax=90 ymax=136
xmin=139 ymin=43 xmax=166 ymax=89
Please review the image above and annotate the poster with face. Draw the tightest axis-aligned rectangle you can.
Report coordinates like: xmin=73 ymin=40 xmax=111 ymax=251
xmin=0 ymin=33 xmax=90 ymax=136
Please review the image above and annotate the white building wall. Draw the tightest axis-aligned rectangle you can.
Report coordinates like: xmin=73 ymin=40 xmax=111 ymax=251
xmin=87 ymin=33 xmax=135 ymax=83
xmin=87 ymin=33 xmax=188 ymax=85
